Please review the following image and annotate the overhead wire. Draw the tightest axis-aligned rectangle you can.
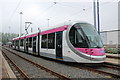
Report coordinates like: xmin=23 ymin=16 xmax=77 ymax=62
xmin=32 ymin=2 xmax=57 ymax=21
xmin=57 ymin=2 xmax=87 ymax=9
xmin=50 ymin=1 xmax=115 ymax=25
xmin=6 ymin=0 xmax=22 ymax=26
xmin=6 ymin=1 xmax=117 ymax=33
xmin=11 ymin=1 xmax=115 ymax=31
xmin=21 ymin=2 xmax=57 ymax=33
xmin=29 ymin=2 xmax=58 ymax=31
xmin=18 ymin=12 xmax=40 ymax=34
xmin=6 ymin=1 xmax=56 ymax=34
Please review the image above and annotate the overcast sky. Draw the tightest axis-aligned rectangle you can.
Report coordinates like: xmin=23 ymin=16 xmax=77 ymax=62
xmin=0 ymin=0 xmax=119 ymax=34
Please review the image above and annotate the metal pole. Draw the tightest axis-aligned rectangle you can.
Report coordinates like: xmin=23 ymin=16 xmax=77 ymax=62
xmin=47 ymin=19 xmax=50 ymax=27
xmin=9 ymin=26 xmax=11 ymax=33
xmin=97 ymin=0 xmax=100 ymax=34
xmin=47 ymin=19 xmax=49 ymax=50
xmin=31 ymin=28 xmax=33 ymax=33
xmin=93 ymin=0 xmax=96 ymax=29
xmin=9 ymin=26 xmax=10 ymax=40
xmin=38 ymin=28 xmax=41 ymax=56
xmin=20 ymin=12 xmax=23 ymax=37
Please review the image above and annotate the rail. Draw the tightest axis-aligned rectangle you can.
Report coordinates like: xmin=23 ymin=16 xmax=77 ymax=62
xmin=2 ymin=51 xmax=31 ymax=79
xmin=2 ymin=47 xmax=71 ymax=80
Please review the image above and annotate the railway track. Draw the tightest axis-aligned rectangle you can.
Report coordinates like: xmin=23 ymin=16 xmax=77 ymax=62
xmin=71 ymin=62 xmax=120 ymax=78
xmin=105 ymin=54 xmax=120 ymax=67
xmin=82 ymin=65 xmax=119 ymax=78
xmin=107 ymin=55 xmax=120 ymax=59
xmin=61 ymin=62 xmax=120 ymax=78
xmin=2 ymin=51 xmax=31 ymax=79
xmin=2 ymin=47 xmax=71 ymax=80
xmin=2 ymin=47 xmax=120 ymax=78
xmin=103 ymin=62 xmax=120 ymax=70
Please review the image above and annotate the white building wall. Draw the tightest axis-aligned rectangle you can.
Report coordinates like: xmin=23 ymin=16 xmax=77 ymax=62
xmin=100 ymin=32 xmax=107 ymax=45
xmin=106 ymin=31 xmax=118 ymax=45
xmin=100 ymin=30 xmax=119 ymax=47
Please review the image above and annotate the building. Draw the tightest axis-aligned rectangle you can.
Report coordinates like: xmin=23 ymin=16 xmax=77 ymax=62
xmin=100 ymin=1 xmax=119 ymax=48
xmin=100 ymin=30 xmax=120 ymax=48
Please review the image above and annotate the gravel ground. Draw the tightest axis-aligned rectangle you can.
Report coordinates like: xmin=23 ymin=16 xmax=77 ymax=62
xmin=3 ymin=49 xmax=58 ymax=78
xmin=4 ymin=47 xmax=107 ymax=78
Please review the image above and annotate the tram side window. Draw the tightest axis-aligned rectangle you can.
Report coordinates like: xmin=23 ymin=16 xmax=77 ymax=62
xmin=23 ymin=39 xmax=25 ymax=46
xmin=16 ymin=40 xmax=19 ymax=46
xmin=20 ymin=39 xmax=23 ymax=46
xmin=14 ymin=41 xmax=16 ymax=46
xmin=41 ymin=34 xmax=47 ymax=48
xmin=26 ymin=38 xmax=29 ymax=47
xmin=48 ymin=33 xmax=55 ymax=49
xmin=33 ymin=36 xmax=36 ymax=46
xmin=29 ymin=37 xmax=32 ymax=48
xmin=14 ymin=40 xmax=16 ymax=46
xmin=12 ymin=41 xmax=14 ymax=46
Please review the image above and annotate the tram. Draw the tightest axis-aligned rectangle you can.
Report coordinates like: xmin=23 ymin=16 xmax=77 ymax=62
xmin=12 ymin=21 xmax=106 ymax=63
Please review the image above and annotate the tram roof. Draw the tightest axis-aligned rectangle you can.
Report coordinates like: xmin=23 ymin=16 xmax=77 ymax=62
xmin=12 ymin=21 xmax=88 ymax=40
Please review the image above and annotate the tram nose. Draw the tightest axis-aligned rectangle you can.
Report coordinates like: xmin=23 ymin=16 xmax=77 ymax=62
xmin=75 ymin=48 xmax=105 ymax=56
xmin=84 ymin=49 xmax=94 ymax=55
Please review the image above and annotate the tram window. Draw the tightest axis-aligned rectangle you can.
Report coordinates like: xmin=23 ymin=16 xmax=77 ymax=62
xmin=29 ymin=37 xmax=32 ymax=48
xmin=16 ymin=40 xmax=19 ymax=46
xmin=15 ymin=40 xmax=17 ymax=46
xmin=20 ymin=39 xmax=23 ymax=46
xmin=14 ymin=41 xmax=16 ymax=46
xmin=41 ymin=34 xmax=47 ymax=48
xmin=14 ymin=40 xmax=16 ymax=46
xmin=26 ymin=38 xmax=29 ymax=47
xmin=69 ymin=29 xmax=75 ymax=45
xmin=33 ymin=36 xmax=36 ymax=47
xmin=23 ymin=39 xmax=25 ymax=46
xmin=69 ymin=26 xmax=88 ymax=48
xmin=12 ymin=41 xmax=14 ymax=46
xmin=33 ymin=37 xmax=36 ymax=44
xmin=48 ymin=33 xmax=55 ymax=49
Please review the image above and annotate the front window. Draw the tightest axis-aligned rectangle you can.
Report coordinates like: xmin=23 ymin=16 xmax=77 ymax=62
xmin=69 ymin=23 xmax=103 ymax=48
xmin=69 ymin=24 xmax=88 ymax=48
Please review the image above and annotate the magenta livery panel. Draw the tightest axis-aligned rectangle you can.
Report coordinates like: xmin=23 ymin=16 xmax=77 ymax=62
xmin=13 ymin=25 xmax=68 ymax=40
xmin=14 ymin=33 xmax=38 ymax=40
xmin=26 ymin=33 xmax=38 ymax=38
xmin=75 ymin=48 xmax=105 ymax=56
xmin=40 ymin=25 xmax=68 ymax=35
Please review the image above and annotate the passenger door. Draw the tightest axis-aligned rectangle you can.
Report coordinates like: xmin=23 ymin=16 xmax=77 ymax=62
xmin=25 ymin=38 xmax=29 ymax=52
xmin=56 ymin=31 xmax=63 ymax=59
xmin=33 ymin=36 xmax=36 ymax=53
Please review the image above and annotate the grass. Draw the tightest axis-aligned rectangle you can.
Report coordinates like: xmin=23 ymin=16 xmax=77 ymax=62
xmin=104 ymin=47 xmax=120 ymax=54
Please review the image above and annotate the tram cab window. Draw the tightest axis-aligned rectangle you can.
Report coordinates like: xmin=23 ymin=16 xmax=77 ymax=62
xmin=29 ymin=37 xmax=32 ymax=48
xmin=69 ymin=25 xmax=88 ymax=48
xmin=48 ymin=33 xmax=55 ymax=49
xmin=41 ymin=34 xmax=47 ymax=48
